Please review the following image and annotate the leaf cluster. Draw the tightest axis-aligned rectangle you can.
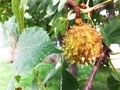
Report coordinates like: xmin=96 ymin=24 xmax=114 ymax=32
xmin=1 ymin=0 xmax=120 ymax=90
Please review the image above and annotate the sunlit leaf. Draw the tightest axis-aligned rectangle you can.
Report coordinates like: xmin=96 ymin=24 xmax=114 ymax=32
xmin=14 ymin=26 xmax=62 ymax=75
xmin=52 ymin=0 xmax=60 ymax=6
xmin=6 ymin=77 xmax=15 ymax=90
xmin=18 ymin=72 xmax=34 ymax=89
xmin=12 ymin=0 xmax=27 ymax=34
xmin=58 ymin=0 xmax=67 ymax=12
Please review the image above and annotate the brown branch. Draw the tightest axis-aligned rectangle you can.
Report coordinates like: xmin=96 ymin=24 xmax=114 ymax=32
xmin=65 ymin=0 xmax=81 ymax=19
xmin=84 ymin=52 xmax=105 ymax=90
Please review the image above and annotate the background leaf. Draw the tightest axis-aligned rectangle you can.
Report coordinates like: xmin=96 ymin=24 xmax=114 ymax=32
xmin=97 ymin=25 xmax=111 ymax=46
xmin=46 ymin=1 xmax=58 ymax=17
xmin=43 ymin=62 xmax=61 ymax=84
xmin=52 ymin=0 xmax=60 ymax=6
xmin=98 ymin=17 xmax=120 ymax=46
xmin=35 ymin=63 xmax=61 ymax=90
xmin=14 ymin=26 xmax=62 ymax=75
xmin=0 ymin=0 xmax=12 ymax=22
xmin=78 ymin=65 xmax=112 ymax=90
xmin=58 ymin=0 xmax=67 ymax=12
xmin=49 ymin=17 xmax=66 ymax=40
xmin=62 ymin=69 xmax=80 ymax=90
xmin=107 ymin=75 xmax=120 ymax=90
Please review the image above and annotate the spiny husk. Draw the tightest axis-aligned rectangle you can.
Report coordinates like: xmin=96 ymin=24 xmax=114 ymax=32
xmin=63 ymin=23 xmax=103 ymax=67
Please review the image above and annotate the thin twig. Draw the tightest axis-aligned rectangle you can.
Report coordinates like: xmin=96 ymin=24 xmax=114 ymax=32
xmin=84 ymin=52 xmax=105 ymax=90
xmin=111 ymin=52 xmax=120 ymax=55
xmin=87 ymin=14 xmax=94 ymax=26
xmin=80 ymin=0 xmax=111 ymax=13
xmin=65 ymin=0 xmax=83 ymax=26
xmin=91 ymin=0 xmax=112 ymax=11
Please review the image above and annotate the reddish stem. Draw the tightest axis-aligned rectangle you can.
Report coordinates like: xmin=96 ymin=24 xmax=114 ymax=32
xmin=65 ymin=0 xmax=81 ymax=19
xmin=84 ymin=52 xmax=105 ymax=90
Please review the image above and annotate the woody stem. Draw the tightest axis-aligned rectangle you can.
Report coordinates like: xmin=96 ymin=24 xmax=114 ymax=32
xmin=65 ymin=0 xmax=81 ymax=19
xmin=84 ymin=52 xmax=105 ymax=90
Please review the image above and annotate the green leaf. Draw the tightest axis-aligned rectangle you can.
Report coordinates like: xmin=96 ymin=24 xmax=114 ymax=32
xmin=2 ymin=16 xmax=19 ymax=42
xmin=97 ymin=25 xmax=111 ymax=46
xmin=20 ymin=0 xmax=28 ymax=9
xmin=78 ymin=65 xmax=111 ymax=89
xmin=43 ymin=62 xmax=61 ymax=84
xmin=92 ymin=11 xmax=106 ymax=24
xmin=36 ymin=0 xmax=50 ymax=12
xmin=14 ymin=26 xmax=62 ymax=75
xmin=35 ymin=64 xmax=56 ymax=81
xmin=92 ymin=65 xmax=111 ymax=90
xmin=12 ymin=0 xmax=19 ymax=21
xmin=107 ymin=75 xmax=120 ymax=90
xmin=74 ymin=0 xmax=80 ymax=4
xmin=52 ymin=0 xmax=60 ymax=6
xmin=15 ymin=75 xmax=21 ymax=83
xmin=27 ymin=0 xmax=38 ymax=8
xmin=18 ymin=72 xmax=34 ymax=89
xmin=43 ymin=69 xmax=59 ymax=84
xmin=62 ymin=69 xmax=79 ymax=90
xmin=100 ymin=17 xmax=120 ymax=45
xmin=46 ymin=2 xmax=58 ymax=16
xmin=0 ymin=1 xmax=12 ymax=22
xmin=12 ymin=0 xmax=27 ymax=34
xmin=31 ymin=79 xmax=38 ymax=90
xmin=58 ymin=0 xmax=67 ymax=12
xmin=35 ymin=63 xmax=61 ymax=89
xmin=50 ymin=17 xmax=66 ymax=40
xmin=46 ymin=68 xmax=61 ymax=89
